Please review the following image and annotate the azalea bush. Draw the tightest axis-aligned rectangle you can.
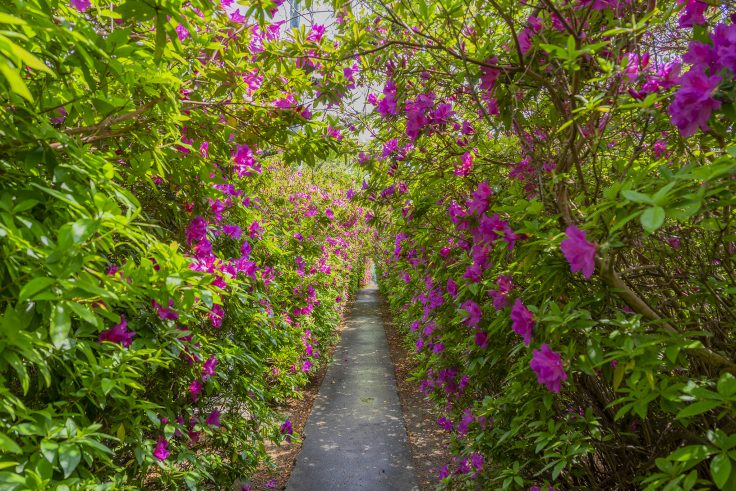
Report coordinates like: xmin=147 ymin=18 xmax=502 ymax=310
xmin=0 ymin=0 xmax=371 ymax=488
xmin=331 ymin=0 xmax=736 ymax=489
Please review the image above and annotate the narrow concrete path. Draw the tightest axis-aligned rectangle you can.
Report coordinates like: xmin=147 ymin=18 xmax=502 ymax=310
xmin=286 ymin=285 xmax=418 ymax=491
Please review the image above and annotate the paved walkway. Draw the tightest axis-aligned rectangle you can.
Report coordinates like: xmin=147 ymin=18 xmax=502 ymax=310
xmin=286 ymin=285 xmax=418 ymax=491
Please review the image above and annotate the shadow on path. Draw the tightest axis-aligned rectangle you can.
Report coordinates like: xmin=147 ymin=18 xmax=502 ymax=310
xmin=285 ymin=285 xmax=418 ymax=491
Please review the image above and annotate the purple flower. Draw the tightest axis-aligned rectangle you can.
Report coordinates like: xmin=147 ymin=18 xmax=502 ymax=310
xmin=432 ymin=103 xmax=455 ymax=123
xmin=457 ymin=408 xmax=474 ymax=434
xmin=249 ymin=220 xmax=264 ymax=239
xmin=70 ymin=0 xmax=90 ymax=11
xmin=455 ymin=152 xmax=473 ymax=176
xmin=530 ymin=344 xmax=567 ymax=393
xmin=677 ymin=0 xmax=707 ymax=27
xmin=437 ymin=417 xmax=453 ymax=431
xmin=307 ymin=24 xmax=325 ymax=42
xmin=153 ymin=437 xmax=170 ymax=461
xmin=175 ymin=24 xmax=189 ymax=42
xmin=201 ymin=355 xmax=217 ymax=381
xmin=280 ymin=419 xmax=293 ymax=442
xmin=711 ymin=23 xmax=736 ymax=74
xmin=189 ymin=379 xmax=203 ymax=401
xmin=475 ymin=331 xmax=489 ymax=348
xmin=206 ymin=410 xmax=221 ymax=427
xmin=446 ymin=278 xmax=458 ymax=297
xmin=325 ymin=208 xmax=335 ymax=220
xmin=209 ymin=304 xmax=224 ymax=327
xmin=98 ymin=315 xmax=136 ymax=347
xmin=668 ymin=69 xmax=721 ymax=137
xmin=560 ymin=225 xmax=596 ymax=279
xmin=187 ymin=216 xmax=208 ymax=245
xmin=510 ymin=299 xmax=534 ymax=346
xmin=467 ymin=181 xmax=492 ymax=215
xmin=461 ymin=300 xmax=482 ymax=327
xmin=153 ymin=299 xmax=178 ymax=321
xmin=471 ymin=453 xmax=484 ymax=471
xmin=222 ymin=224 xmax=243 ymax=239
xmin=382 ymin=138 xmax=398 ymax=157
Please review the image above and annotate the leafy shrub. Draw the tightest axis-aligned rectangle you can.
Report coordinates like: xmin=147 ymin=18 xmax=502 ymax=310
xmin=346 ymin=0 xmax=736 ymax=489
xmin=0 ymin=0 xmax=370 ymax=488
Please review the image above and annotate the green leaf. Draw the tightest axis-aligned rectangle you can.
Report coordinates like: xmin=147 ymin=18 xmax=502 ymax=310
xmin=717 ymin=373 xmax=736 ymax=398
xmin=0 ymin=59 xmax=32 ymax=101
xmin=58 ymin=443 xmax=81 ymax=478
xmin=677 ymin=400 xmax=722 ymax=419
xmin=40 ymin=440 xmax=58 ymax=463
xmin=640 ymin=206 xmax=665 ymax=233
xmin=18 ymin=277 xmax=55 ymax=303
xmin=0 ymin=432 xmax=22 ymax=454
xmin=621 ymin=190 xmax=654 ymax=204
xmin=669 ymin=444 xmax=714 ymax=463
xmin=71 ymin=218 xmax=98 ymax=244
xmin=50 ymin=303 xmax=71 ymax=348
xmin=101 ymin=378 xmax=114 ymax=395
xmin=711 ymin=454 xmax=732 ymax=490
xmin=0 ymin=13 xmax=27 ymax=25
xmin=0 ymin=34 xmax=53 ymax=75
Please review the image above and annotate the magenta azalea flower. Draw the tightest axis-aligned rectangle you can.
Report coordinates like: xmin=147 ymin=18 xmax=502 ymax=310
xmin=189 ymin=379 xmax=203 ymax=401
xmin=201 ymin=355 xmax=217 ymax=381
xmin=711 ymin=23 xmax=736 ymax=74
xmin=206 ymin=410 xmax=221 ymax=427
xmin=153 ymin=437 xmax=170 ymax=461
xmin=98 ymin=315 xmax=135 ymax=347
xmin=560 ymin=225 xmax=596 ymax=279
xmin=446 ymin=278 xmax=458 ymax=297
xmin=249 ymin=220 xmax=264 ymax=239
xmin=668 ymin=69 xmax=721 ymax=137
xmin=209 ymin=304 xmax=224 ymax=327
xmin=187 ymin=216 xmax=208 ymax=245
xmin=510 ymin=298 xmax=534 ymax=346
xmin=461 ymin=300 xmax=482 ymax=327
xmin=454 ymin=151 xmax=473 ymax=177
xmin=530 ymin=344 xmax=567 ymax=393
xmin=222 ymin=224 xmax=243 ymax=239
xmin=306 ymin=24 xmax=325 ymax=42
xmin=475 ymin=331 xmax=489 ymax=348
xmin=280 ymin=419 xmax=293 ymax=442
xmin=467 ymin=181 xmax=492 ymax=215
xmin=70 ymin=0 xmax=90 ymax=11
xmin=677 ymin=0 xmax=708 ymax=27
xmin=382 ymin=138 xmax=398 ymax=157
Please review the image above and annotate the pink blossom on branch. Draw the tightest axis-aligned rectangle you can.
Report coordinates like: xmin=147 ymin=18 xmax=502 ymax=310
xmin=70 ymin=0 xmax=90 ymax=11
xmin=530 ymin=344 xmax=567 ymax=393
xmin=98 ymin=315 xmax=135 ymax=347
xmin=668 ymin=69 xmax=721 ymax=137
xmin=560 ymin=225 xmax=596 ymax=279
xmin=153 ymin=437 xmax=170 ymax=461
xmin=510 ymin=298 xmax=534 ymax=346
xmin=461 ymin=300 xmax=482 ymax=327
